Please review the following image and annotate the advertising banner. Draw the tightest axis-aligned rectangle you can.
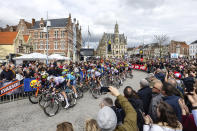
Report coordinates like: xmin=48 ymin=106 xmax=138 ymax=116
xmin=131 ymin=64 xmax=147 ymax=71
xmin=0 ymin=80 xmax=24 ymax=97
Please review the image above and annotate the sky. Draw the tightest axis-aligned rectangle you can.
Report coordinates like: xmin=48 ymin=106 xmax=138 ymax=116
xmin=0 ymin=0 xmax=197 ymax=48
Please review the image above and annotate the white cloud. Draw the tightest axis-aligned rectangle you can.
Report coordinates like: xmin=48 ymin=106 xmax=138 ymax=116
xmin=0 ymin=0 xmax=197 ymax=47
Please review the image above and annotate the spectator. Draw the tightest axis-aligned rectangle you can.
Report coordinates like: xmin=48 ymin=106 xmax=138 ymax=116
xmin=0 ymin=65 xmax=14 ymax=80
xmin=124 ymin=86 xmax=144 ymax=131
xmin=154 ymin=68 xmax=165 ymax=83
xmin=168 ymin=79 xmax=184 ymax=98
xmin=85 ymin=119 xmax=100 ymax=131
xmin=97 ymin=105 xmax=117 ymax=131
xmin=178 ymin=98 xmax=197 ymax=131
xmin=148 ymin=80 xmax=163 ymax=122
xmin=186 ymin=88 xmax=197 ymax=126
xmin=109 ymin=86 xmax=137 ymax=131
xmin=113 ymin=98 xmax=125 ymax=125
xmin=137 ymin=79 xmax=152 ymax=114
xmin=143 ymin=101 xmax=182 ymax=131
xmin=162 ymin=82 xmax=182 ymax=121
xmin=56 ymin=122 xmax=74 ymax=131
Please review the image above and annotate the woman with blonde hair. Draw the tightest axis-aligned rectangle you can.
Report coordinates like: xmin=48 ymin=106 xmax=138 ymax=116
xmin=85 ymin=119 xmax=100 ymax=131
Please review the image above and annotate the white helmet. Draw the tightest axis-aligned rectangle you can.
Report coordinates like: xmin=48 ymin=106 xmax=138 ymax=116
xmin=47 ymin=75 xmax=55 ymax=81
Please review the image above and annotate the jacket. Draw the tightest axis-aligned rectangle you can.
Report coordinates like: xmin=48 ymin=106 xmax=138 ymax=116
xmin=137 ymin=86 xmax=152 ymax=114
xmin=163 ymin=95 xmax=182 ymax=122
xmin=115 ymin=95 xmax=137 ymax=131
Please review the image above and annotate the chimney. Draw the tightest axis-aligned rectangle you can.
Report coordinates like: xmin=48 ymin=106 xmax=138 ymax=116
xmin=32 ymin=18 xmax=35 ymax=26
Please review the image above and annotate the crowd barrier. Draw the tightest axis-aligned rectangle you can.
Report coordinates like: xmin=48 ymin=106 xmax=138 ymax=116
xmin=0 ymin=78 xmax=36 ymax=104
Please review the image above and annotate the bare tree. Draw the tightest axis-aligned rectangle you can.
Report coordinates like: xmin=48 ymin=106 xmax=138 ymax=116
xmin=153 ymin=34 xmax=169 ymax=58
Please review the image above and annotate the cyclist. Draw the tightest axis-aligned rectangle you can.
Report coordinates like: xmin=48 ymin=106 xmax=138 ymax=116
xmin=62 ymin=71 xmax=78 ymax=99
xmin=48 ymin=75 xmax=70 ymax=109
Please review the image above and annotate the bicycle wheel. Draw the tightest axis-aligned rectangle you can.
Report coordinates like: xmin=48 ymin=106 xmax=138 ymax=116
xmin=76 ymin=87 xmax=83 ymax=99
xmin=43 ymin=97 xmax=60 ymax=117
xmin=29 ymin=91 xmax=41 ymax=104
xmin=91 ymin=88 xmax=100 ymax=99
xmin=39 ymin=93 xmax=49 ymax=109
xmin=82 ymin=85 xmax=89 ymax=93
xmin=68 ymin=92 xmax=77 ymax=107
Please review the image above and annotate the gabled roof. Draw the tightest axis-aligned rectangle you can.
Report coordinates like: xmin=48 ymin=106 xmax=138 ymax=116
xmin=32 ymin=18 xmax=69 ymax=29
xmin=23 ymin=35 xmax=29 ymax=42
xmin=191 ymin=40 xmax=197 ymax=44
xmin=0 ymin=32 xmax=18 ymax=45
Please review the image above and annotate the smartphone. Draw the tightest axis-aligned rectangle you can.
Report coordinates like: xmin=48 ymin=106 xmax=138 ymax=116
xmin=101 ymin=87 xmax=110 ymax=93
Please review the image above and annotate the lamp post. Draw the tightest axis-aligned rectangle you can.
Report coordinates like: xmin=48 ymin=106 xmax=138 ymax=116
xmin=73 ymin=18 xmax=77 ymax=62
xmin=43 ymin=14 xmax=51 ymax=65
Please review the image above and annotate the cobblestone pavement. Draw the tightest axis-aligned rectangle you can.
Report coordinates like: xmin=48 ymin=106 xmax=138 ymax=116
xmin=0 ymin=70 xmax=147 ymax=131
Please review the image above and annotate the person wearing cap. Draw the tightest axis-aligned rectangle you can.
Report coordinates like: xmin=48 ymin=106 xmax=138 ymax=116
xmin=148 ymin=80 xmax=163 ymax=122
xmin=97 ymin=86 xmax=137 ymax=131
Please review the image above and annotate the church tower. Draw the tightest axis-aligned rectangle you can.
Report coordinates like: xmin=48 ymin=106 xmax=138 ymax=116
xmin=114 ymin=22 xmax=119 ymax=43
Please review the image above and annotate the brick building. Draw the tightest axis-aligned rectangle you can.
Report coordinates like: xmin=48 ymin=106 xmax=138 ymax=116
xmin=170 ymin=40 xmax=189 ymax=57
xmin=29 ymin=14 xmax=82 ymax=61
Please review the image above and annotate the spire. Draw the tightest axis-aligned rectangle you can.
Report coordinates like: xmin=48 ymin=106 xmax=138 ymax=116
xmin=114 ymin=21 xmax=119 ymax=34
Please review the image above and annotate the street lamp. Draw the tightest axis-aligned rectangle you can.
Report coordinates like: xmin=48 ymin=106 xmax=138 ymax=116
xmin=43 ymin=20 xmax=51 ymax=65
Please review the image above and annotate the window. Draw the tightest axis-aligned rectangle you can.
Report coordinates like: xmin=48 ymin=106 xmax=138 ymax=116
xmin=40 ymin=41 xmax=43 ymax=49
xmin=35 ymin=42 xmax=38 ymax=50
xmin=54 ymin=41 xmax=58 ymax=50
xmin=61 ymin=41 xmax=65 ymax=50
xmin=34 ymin=32 xmax=38 ymax=38
xmin=61 ymin=31 xmax=65 ymax=38
xmin=19 ymin=40 xmax=23 ymax=45
xmin=55 ymin=31 xmax=58 ymax=38
xmin=45 ymin=32 xmax=49 ymax=38
xmin=40 ymin=32 xmax=43 ymax=38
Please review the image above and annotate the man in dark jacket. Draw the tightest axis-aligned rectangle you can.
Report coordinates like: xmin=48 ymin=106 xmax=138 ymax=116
xmin=0 ymin=65 xmax=14 ymax=80
xmin=162 ymin=82 xmax=182 ymax=121
xmin=137 ymin=79 xmax=152 ymax=114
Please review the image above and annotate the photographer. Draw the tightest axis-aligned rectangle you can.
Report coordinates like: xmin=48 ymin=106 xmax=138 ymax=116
xmin=97 ymin=86 xmax=137 ymax=131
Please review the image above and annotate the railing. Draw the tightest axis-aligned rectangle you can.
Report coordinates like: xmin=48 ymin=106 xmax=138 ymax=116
xmin=0 ymin=78 xmax=36 ymax=104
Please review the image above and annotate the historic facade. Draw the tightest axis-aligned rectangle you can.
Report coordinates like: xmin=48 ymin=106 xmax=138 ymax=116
xmin=96 ymin=23 xmax=127 ymax=58
xmin=170 ymin=40 xmax=189 ymax=57
xmin=29 ymin=14 xmax=82 ymax=61
xmin=0 ymin=31 xmax=32 ymax=59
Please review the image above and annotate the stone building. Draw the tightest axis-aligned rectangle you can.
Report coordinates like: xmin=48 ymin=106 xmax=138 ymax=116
xmin=170 ymin=40 xmax=189 ymax=57
xmin=0 ymin=31 xmax=32 ymax=59
xmin=189 ymin=40 xmax=197 ymax=59
xmin=96 ymin=23 xmax=127 ymax=58
xmin=29 ymin=14 xmax=82 ymax=61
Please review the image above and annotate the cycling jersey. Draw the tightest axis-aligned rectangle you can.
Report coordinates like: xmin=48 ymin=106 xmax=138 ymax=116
xmin=95 ymin=71 xmax=101 ymax=77
xmin=54 ymin=76 xmax=65 ymax=86
xmin=66 ymin=74 xmax=76 ymax=81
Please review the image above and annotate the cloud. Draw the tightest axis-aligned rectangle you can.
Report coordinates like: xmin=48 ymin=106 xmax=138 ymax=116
xmin=0 ymin=0 xmax=197 ymax=47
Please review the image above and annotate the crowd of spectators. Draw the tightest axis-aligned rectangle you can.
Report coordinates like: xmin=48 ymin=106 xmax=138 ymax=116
xmin=0 ymin=58 xmax=197 ymax=131
xmin=55 ymin=58 xmax=197 ymax=131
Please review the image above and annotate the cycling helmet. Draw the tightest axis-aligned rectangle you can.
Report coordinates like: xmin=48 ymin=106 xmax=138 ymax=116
xmin=64 ymin=69 xmax=69 ymax=72
xmin=62 ymin=71 xmax=67 ymax=76
xmin=47 ymin=75 xmax=55 ymax=81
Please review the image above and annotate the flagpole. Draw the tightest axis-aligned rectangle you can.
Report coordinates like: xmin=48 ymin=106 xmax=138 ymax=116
xmin=88 ymin=26 xmax=89 ymax=49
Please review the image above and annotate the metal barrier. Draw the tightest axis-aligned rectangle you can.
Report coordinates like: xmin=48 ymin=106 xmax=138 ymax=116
xmin=0 ymin=78 xmax=35 ymax=104
xmin=0 ymin=92 xmax=34 ymax=104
